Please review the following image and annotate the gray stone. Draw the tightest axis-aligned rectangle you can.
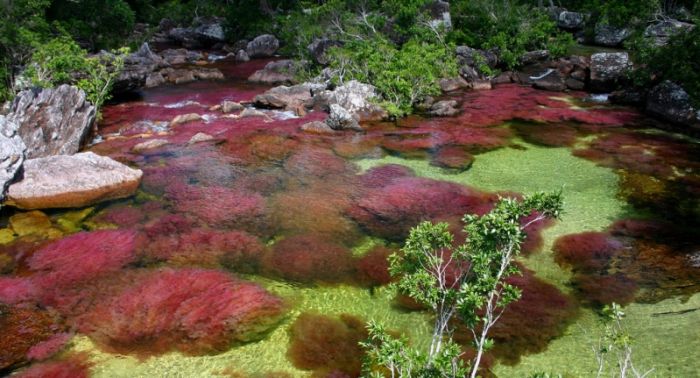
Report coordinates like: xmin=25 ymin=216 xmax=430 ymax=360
xmin=5 ymin=152 xmax=143 ymax=209
xmin=589 ymin=52 xmax=631 ymax=92
xmin=307 ymin=38 xmax=344 ymax=65
xmin=188 ymin=132 xmax=214 ymax=144
xmin=161 ymin=48 xmax=203 ymax=65
xmin=194 ymin=22 xmax=225 ymax=43
xmin=170 ymin=113 xmax=202 ymax=126
xmin=644 ymin=20 xmax=694 ymax=46
xmin=429 ymin=100 xmax=459 ymax=117
xmin=254 ymin=84 xmax=316 ymax=109
xmin=114 ymin=43 xmax=167 ymax=94
xmin=235 ymin=49 xmax=250 ymax=62
xmin=327 ymin=104 xmax=361 ymax=131
xmin=248 ymin=60 xmax=296 ymax=85
xmin=520 ymin=50 xmax=550 ymax=65
xmin=221 ymin=101 xmax=244 ymax=113
xmin=8 ymin=85 xmax=96 ymax=159
xmin=246 ymin=34 xmax=280 ymax=58
xmin=594 ymin=23 xmax=632 ymax=47
xmin=558 ymin=11 xmax=585 ymax=30
xmin=300 ymin=121 xmax=336 ymax=134
xmin=532 ymin=70 xmax=567 ymax=92
xmin=132 ymin=138 xmax=170 ymax=152
xmin=439 ymin=77 xmax=469 ymax=92
xmin=0 ymin=116 xmax=26 ymax=205
xmin=646 ymin=81 xmax=698 ymax=127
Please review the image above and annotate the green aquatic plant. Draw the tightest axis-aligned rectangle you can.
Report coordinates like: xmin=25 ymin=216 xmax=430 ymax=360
xmin=362 ymin=191 xmax=564 ymax=378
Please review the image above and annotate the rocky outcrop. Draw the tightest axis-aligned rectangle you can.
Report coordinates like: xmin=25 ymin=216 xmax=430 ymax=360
xmin=167 ymin=18 xmax=226 ymax=49
xmin=248 ymin=60 xmax=297 ymax=85
xmin=424 ymin=0 xmax=452 ymax=30
xmin=646 ymin=81 xmax=699 ymax=128
xmin=8 ymin=85 xmax=96 ymax=159
xmin=532 ymin=70 xmax=567 ymax=92
xmin=589 ymin=52 xmax=631 ymax=92
xmin=314 ymin=80 xmax=384 ymax=119
xmin=160 ymin=48 xmax=203 ymax=65
xmin=115 ymin=43 xmax=167 ymax=94
xmin=594 ymin=23 xmax=631 ymax=47
xmin=327 ymin=104 xmax=362 ymax=131
xmin=307 ymin=38 xmax=343 ymax=65
xmin=300 ymin=121 xmax=335 ymax=134
xmin=557 ymin=11 xmax=585 ymax=30
xmin=644 ymin=19 xmax=694 ymax=46
xmin=0 ymin=116 xmax=26 ymax=205
xmin=5 ymin=152 xmax=143 ymax=209
xmin=254 ymin=84 xmax=317 ymax=109
xmin=246 ymin=34 xmax=280 ymax=58
xmin=429 ymin=100 xmax=460 ymax=116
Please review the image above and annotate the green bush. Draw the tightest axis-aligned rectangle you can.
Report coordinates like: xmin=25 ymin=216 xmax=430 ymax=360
xmin=327 ymin=37 xmax=457 ymax=117
xmin=449 ymin=0 xmax=574 ymax=70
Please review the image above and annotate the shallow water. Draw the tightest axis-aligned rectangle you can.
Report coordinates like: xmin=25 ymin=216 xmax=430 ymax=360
xmin=1 ymin=59 xmax=698 ymax=377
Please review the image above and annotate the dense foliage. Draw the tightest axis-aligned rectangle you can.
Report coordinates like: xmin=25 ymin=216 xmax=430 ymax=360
xmin=449 ymin=0 xmax=574 ymax=69
xmin=363 ymin=192 xmax=564 ymax=377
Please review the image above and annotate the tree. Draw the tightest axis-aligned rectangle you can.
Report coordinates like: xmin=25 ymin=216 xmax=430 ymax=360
xmin=362 ymin=191 xmax=564 ymax=377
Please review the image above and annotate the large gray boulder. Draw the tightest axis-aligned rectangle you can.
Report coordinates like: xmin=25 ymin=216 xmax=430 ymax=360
xmin=114 ymin=43 xmax=168 ymax=94
xmin=194 ymin=21 xmax=226 ymax=43
xmin=594 ymin=23 xmax=632 ymax=47
xmin=644 ymin=19 xmax=694 ymax=46
xmin=254 ymin=83 xmax=318 ymax=109
xmin=327 ymin=104 xmax=362 ymax=131
xmin=558 ymin=11 xmax=585 ymax=30
xmin=646 ymin=81 xmax=699 ymax=127
xmin=7 ymin=85 xmax=96 ymax=159
xmin=0 ymin=116 xmax=26 ymax=205
xmin=307 ymin=38 xmax=343 ymax=65
xmin=248 ymin=60 xmax=297 ymax=85
xmin=5 ymin=152 xmax=143 ymax=209
xmin=246 ymin=35 xmax=280 ymax=58
xmin=314 ymin=80 xmax=387 ymax=123
xmin=589 ymin=52 xmax=631 ymax=92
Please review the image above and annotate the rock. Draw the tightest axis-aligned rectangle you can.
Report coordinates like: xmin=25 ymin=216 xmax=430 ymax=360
xmin=429 ymin=100 xmax=460 ymax=116
xmin=424 ymin=0 xmax=452 ymax=30
xmin=246 ymin=34 xmax=280 ymax=58
xmin=327 ymin=104 xmax=362 ymax=131
xmin=239 ymin=108 xmax=269 ymax=118
xmin=194 ymin=21 xmax=225 ymax=44
xmin=221 ymin=101 xmax=244 ymax=113
xmin=7 ymin=85 xmax=96 ymax=159
xmin=5 ymin=152 xmax=143 ymax=209
xmin=188 ymin=132 xmax=214 ymax=144
xmin=114 ymin=43 xmax=166 ymax=94
xmin=191 ymin=67 xmax=225 ymax=80
xmin=300 ymin=121 xmax=336 ymax=134
xmin=0 ymin=116 xmax=26 ymax=204
xmin=170 ymin=113 xmax=202 ymax=126
xmin=558 ymin=11 xmax=585 ymax=30
xmin=254 ymin=84 xmax=315 ymax=109
xmin=132 ymin=139 xmax=170 ymax=152
xmin=520 ymin=50 xmax=550 ymax=66
xmin=532 ymin=70 xmax=567 ymax=92
xmin=161 ymin=48 xmax=203 ymax=65
xmin=456 ymin=46 xmax=498 ymax=70
xmin=145 ymin=72 xmax=166 ymax=88
xmin=307 ymin=38 xmax=343 ymax=65
xmin=589 ymin=52 xmax=631 ymax=92
xmin=235 ymin=49 xmax=250 ymax=62
xmin=9 ymin=210 xmax=52 ymax=237
xmin=158 ymin=18 xmax=177 ymax=33
xmin=646 ymin=81 xmax=699 ymax=127
xmin=248 ymin=60 xmax=296 ymax=85
xmin=492 ymin=72 xmax=514 ymax=85
xmin=594 ymin=23 xmax=631 ymax=47
xmin=609 ymin=88 xmax=647 ymax=106
xmin=471 ymin=80 xmax=493 ymax=90
xmin=644 ymin=19 xmax=694 ymax=46
xmin=439 ymin=77 xmax=469 ymax=92
xmin=315 ymin=80 xmax=379 ymax=114
xmin=565 ymin=78 xmax=586 ymax=91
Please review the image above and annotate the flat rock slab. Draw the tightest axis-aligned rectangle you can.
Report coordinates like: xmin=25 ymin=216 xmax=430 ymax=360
xmin=6 ymin=152 xmax=142 ymax=210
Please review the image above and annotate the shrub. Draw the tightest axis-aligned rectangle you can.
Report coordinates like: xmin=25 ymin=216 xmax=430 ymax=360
xmin=47 ymin=0 xmax=135 ymax=50
xmin=449 ymin=0 xmax=574 ymax=70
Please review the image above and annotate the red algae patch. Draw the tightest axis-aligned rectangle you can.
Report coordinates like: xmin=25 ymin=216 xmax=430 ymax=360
xmin=355 ymin=246 xmax=395 ymax=287
xmin=287 ymin=312 xmax=368 ymax=377
xmin=262 ymin=235 xmax=355 ymax=284
xmin=13 ymin=353 xmax=91 ymax=378
xmin=0 ymin=303 xmax=64 ymax=371
xmin=26 ymin=332 xmax=72 ymax=362
xmin=553 ymin=231 xmax=624 ymax=271
xmin=80 ymin=268 xmax=284 ymax=356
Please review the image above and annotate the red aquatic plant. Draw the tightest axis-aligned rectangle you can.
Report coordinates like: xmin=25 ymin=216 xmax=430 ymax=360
xmin=80 ymin=268 xmax=284 ymax=356
xmin=511 ymin=122 xmax=579 ymax=147
xmin=574 ymin=273 xmax=638 ymax=306
xmin=287 ymin=312 xmax=368 ymax=377
xmin=0 ymin=303 xmax=64 ymax=371
xmin=355 ymin=246 xmax=395 ymax=287
xmin=13 ymin=353 xmax=91 ymax=378
xmin=262 ymin=235 xmax=355 ymax=284
xmin=283 ymin=147 xmax=355 ymax=181
xmin=0 ymin=277 xmax=39 ymax=304
xmin=26 ymin=333 xmax=72 ymax=361
xmin=553 ymin=231 xmax=623 ymax=271
xmin=349 ymin=177 xmax=497 ymax=240
xmin=358 ymin=164 xmax=415 ymax=189
xmin=430 ymin=146 xmax=474 ymax=171
xmin=92 ymin=205 xmax=145 ymax=227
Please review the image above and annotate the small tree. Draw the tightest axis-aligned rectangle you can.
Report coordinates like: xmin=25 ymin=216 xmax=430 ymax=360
xmin=362 ymin=191 xmax=564 ymax=377
xmin=77 ymin=47 xmax=128 ymax=117
xmin=594 ymin=303 xmax=654 ymax=378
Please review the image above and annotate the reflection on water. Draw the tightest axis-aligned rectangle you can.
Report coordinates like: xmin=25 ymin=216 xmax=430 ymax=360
xmin=0 ymin=59 xmax=698 ymax=377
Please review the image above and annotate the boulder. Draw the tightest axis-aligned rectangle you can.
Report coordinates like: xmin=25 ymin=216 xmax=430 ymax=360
xmin=558 ymin=11 xmax=585 ymax=30
xmin=424 ymin=0 xmax=452 ymax=30
xmin=170 ymin=113 xmax=202 ymax=126
xmin=307 ymin=38 xmax=343 ymax=65
xmin=248 ymin=60 xmax=296 ymax=85
xmin=254 ymin=84 xmax=316 ymax=109
xmin=520 ymin=50 xmax=550 ymax=66
xmin=145 ymin=72 xmax=166 ymax=88
xmin=132 ymin=139 xmax=169 ymax=152
xmin=439 ymin=77 xmax=469 ymax=92
xmin=644 ymin=19 xmax=694 ymax=46
xmin=532 ymin=70 xmax=567 ymax=92
xmin=646 ymin=81 xmax=699 ymax=127
xmin=114 ymin=43 xmax=166 ymax=94
xmin=327 ymin=104 xmax=361 ymax=131
xmin=7 ymin=85 xmax=96 ymax=159
xmin=5 ymin=152 xmax=143 ymax=209
xmin=315 ymin=80 xmax=378 ymax=114
xmin=161 ymin=48 xmax=203 ymax=65
xmin=429 ymin=100 xmax=459 ymax=116
xmin=0 ymin=116 xmax=26 ymax=204
xmin=191 ymin=67 xmax=225 ymax=80
xmin=194 ymin=21 xmax=225 ymax=44
xmin=300 ymin=120 xmax=336 ymax=134
xmin=235 ymin=50 xmax=250 ymax=62
xmin=609 ymin=88 xmax=647 ymax=106
xmin=246 ymin=34 xmax=280 ymax=58
xmin=221 ymin=101 xmax=244 ymax=113
xmin=456 ymin=46 xmax=498 ymax=69
xmin=188 ymin=132 xmax=214 ymax=144
xmin=594 ymin=23 xmax=631 ymax=47
xmin=589 ymin=52 xmax=631 ymax=92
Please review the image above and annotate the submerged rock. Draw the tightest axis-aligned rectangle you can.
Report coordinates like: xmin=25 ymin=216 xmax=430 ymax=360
xmin=0 ymin=116 xmax=26 ymax=205
xmin=7 ymin=85 xmax=96 ymax=159
xmin=5 ymin=152 xmax=143 ymax=209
